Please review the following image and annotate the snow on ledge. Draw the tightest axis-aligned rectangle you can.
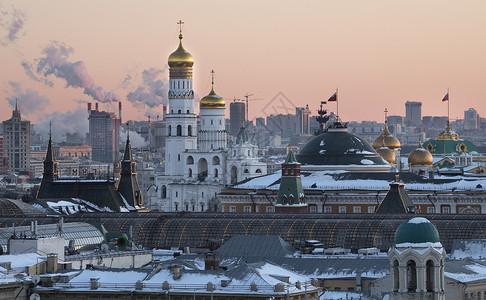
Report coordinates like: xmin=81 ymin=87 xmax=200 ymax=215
xmin=407 ymin=217 xmax=431 ymax=224
xmin=396 ymin=242 xmax=442 ymax=248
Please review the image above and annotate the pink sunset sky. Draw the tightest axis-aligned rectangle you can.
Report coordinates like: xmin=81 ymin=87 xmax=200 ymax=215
xmin=1 ymin=0 xmax=485 ymax=130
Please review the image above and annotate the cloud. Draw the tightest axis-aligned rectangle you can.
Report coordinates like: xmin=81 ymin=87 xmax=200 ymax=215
xmin=126 ymin=68 xmax=168 ymax=109
xmin=120 ymin=129 xmax=148 ymax=148
xmin=0 ymin=6 xmax=26 ymax=46
xmin=36 ymin=107 xmax=89 ymax=142
xmin=21 ymin=60 xmax=54 ymax=86
xmin=26 ymin=41 xmax=119 ymax=103
xmin=6 ymin=81 xmax=50 ymax=116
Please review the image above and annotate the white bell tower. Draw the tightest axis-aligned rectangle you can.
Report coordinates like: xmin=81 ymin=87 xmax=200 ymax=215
xmin=165 ymin=20 xmax=197 ymax=176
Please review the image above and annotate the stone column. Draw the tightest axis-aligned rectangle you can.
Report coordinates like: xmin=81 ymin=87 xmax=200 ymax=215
xmin=417 ymin=266 xmax=426 ymax=292
xmin=434 ymin=266 xmax=440 ymax=292
xmin=398 ymin=266 xmax=407 ymax=293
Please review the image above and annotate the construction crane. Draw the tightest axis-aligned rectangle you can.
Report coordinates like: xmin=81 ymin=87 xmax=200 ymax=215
xmin=230 ymin=94 xmax=262 ymax=124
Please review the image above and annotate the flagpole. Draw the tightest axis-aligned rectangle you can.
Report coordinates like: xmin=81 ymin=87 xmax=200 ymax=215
xmin=336 ymin=88 xmax=339 ymax=121
xmin=447 ymin=87 xmax=450 ymax=123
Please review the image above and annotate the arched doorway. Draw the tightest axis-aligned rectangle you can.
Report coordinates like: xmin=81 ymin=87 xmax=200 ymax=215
xmin=198 ymin=158 xmax=208 ymax=180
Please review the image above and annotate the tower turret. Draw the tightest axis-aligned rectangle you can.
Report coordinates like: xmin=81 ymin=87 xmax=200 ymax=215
xmin=275 ymin=146 xmax=307 ymax=213
xmin=117 ymin=130 xmax=143 ymax=208
xmin=198 ymin=70 xmax=226 ymax=151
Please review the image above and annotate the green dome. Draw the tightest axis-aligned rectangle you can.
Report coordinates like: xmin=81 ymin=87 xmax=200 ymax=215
xmin=394 ymin=217 xmax=440 ymax=245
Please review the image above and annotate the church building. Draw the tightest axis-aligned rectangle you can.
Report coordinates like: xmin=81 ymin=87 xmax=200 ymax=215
xmin=149 ymin=22 xmax=266 ymax=212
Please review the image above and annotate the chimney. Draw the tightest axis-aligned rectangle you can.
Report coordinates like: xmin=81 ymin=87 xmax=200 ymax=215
xmin=204 ymin=252 xmax=220 ymax=270
xmin=47 ymin=253 xmax=58 ymax=273
xmin=87 ymin=103 xmax=92 ymax=112
xmin=170 ymin=265 xmax=181 ymax=280
xmin=95 ymin=103 xmax=99 ymax=111
xmin=119 ymin=102 xmax=122 ymax=123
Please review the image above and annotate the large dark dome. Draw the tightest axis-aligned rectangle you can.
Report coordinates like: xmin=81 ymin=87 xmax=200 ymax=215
xmin=296 ymin=128 xmax=388 ymax=166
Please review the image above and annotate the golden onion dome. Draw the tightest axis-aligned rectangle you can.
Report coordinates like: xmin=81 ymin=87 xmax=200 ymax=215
xmin=372 ymin=121 xmax=401 ymax=150
xmin=376 ymin=145 xmax=396 ymax=164
xmin=200 ymin=70 xmax=225 ymax=109
xmin=168 ymin=34 xmax=194 ymax=68
xmin=408 ymin=140 xmax=433 ymax=167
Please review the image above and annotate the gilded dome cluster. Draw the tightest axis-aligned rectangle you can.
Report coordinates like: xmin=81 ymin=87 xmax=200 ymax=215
xmin=168 ymin=34 xmax=194 ymax=68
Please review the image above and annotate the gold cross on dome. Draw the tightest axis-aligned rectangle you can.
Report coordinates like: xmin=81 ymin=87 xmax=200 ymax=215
xmin=210 ymin=70 xmax=215 ymax=86
xmin=177 ymin=20 xmax=184 ymax=35
xmin=384 ymin=108 xmax=388 ymax=120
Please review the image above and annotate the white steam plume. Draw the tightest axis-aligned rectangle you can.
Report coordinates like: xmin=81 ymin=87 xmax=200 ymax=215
xmin=6 ymin=82 xmax=49 ymax=116
xmin=0 ymin=6 xmax=26 ymax=46
xmin=25 ymin=41 xmax=119 ymax=103
xmin=126 ymin=68 xmax=168 ymax=109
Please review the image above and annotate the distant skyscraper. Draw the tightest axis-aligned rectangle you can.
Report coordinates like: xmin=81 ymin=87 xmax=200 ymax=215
xmin=295 ymin=105 xmax=311 ymax=134
xmin=230 ymin=101 xmax=245 ymax=136
xmin=2 ymin=104 xmax=30 ymax=173
xmin=464 ymin=108 xmax=479 ymax=130
xmin=87 ymin=106 xmax=121 ymax=162
xmin=405 ymin=101 xmax=422 ymax=126
xmin=255 ymin=117 xmax=265 ymax=128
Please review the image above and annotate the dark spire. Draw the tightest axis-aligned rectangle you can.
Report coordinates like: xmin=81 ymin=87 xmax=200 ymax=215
xmin=376 ymin=179 xmax=415 ymax=214
xmin=118 ymin=126 xmax=143 ymax=208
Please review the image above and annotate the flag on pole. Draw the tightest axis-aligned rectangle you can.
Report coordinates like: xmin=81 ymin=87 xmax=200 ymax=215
xmin=442 ymin=92 xmax=449 ymax=102
xmin=328 ymin=91 xmax=337 ymax=102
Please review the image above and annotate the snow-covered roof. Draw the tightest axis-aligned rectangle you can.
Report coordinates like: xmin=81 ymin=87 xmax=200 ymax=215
xmin=232 ymin=170 xmax=486 ymax=192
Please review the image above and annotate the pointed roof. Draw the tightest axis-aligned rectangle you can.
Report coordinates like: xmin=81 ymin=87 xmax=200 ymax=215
xmin=122 ymin=137 xmax=132 ymax=162
xmin=376 ymin=175 xmax=415 ymax=214
xmin=236 ymin=126 xmax=248 ymax=145
xmin=284 ymin=146 xmax=298 ymax=164
xmin=45 ymin=137 xmax=55 ymax=163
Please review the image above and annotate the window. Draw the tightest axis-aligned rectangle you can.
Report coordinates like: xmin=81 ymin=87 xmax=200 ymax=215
xmin=211 ymin=120 xmax=213 ymax=125
xmin=177 ymin=125 xmax=182 ymax=136
xmin=178 ymin=109 xmax=181 ymax=114
xmin=353 ymin=206 xmax=361 ymax=213
xmin=185 ymin=204 xmax=189 ymax=211
xmin=368 ymin=206 xmax=375 ymax=213
xmin=214 ymin=168 xmax=218 ymax=178
xmin=310 ymin=206 xmax=317 ymax=213
xmin=174 ymin=203 xmax=178 ymax=211
xmin=188 ymin=125 xmax=192 ymax=136
xmin=175 ymin=191 xmax=178 ymax=197
xmin=442 ymin=206 xmax=450 ymax=214
xmin=244 ymin=206 xmax=251 ymax=212
xmin=229 ymin=206 xmax=236 ymax=212
xmin=427 ymin=207 xmax=435 ymax=214
xmin=188 ymin=168 xmax=192 ymax=177
xmin=192 ymin=205 xmax=195 ymax=212
xmin=187 ymin=110 xmax=189 ymax=114
xmin=201 ymin=204 xmax=204 ymax=211
xmin=324 ymin=206 xmax=332 ymax=213
xmin=339 ymin=206 xmax=347 ymax=213
xmin=178 ymin=154 xmax=180 ymax=161
xmin=168 ymin=125 xmax=171 ymax=136
xmin=266 ymin=206 xmax=275 ymax=213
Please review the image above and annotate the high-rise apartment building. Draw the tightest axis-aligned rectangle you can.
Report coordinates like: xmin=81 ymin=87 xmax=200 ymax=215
xmin=464 ymin=108 xmax=479 ymax=130
xmin=87 ymin=104 xmax=121 ymax=162
xmin=405 ymin=101 xmax=422 ymax=126
xmin=2 ymin=104 xmax=30 ymax=172
xmin=229 ymin=101 xmax=245 ymax=136
xmin=295 ymin=105 xmax=311 ymax=134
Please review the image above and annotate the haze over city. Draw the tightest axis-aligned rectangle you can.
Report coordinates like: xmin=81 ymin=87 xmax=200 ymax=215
xmin=1 ymin=0 xmax=485 ymax=131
